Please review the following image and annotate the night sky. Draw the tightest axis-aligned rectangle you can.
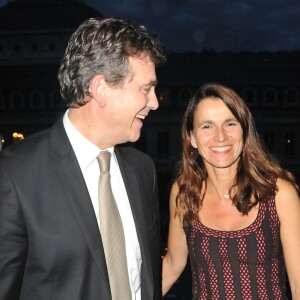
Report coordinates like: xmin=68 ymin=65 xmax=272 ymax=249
xmin=86 ymin=0 xmax=300 ymax=53
xmin=0 ymin=0 xmax=300 ymax=53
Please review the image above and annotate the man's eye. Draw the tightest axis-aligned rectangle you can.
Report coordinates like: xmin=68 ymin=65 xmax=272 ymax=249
xmin=141 ymin=88 xmax=151 ymax=95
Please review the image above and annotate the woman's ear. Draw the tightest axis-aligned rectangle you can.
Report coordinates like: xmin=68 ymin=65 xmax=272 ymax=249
xmin=190 ymin=131 xmax=198 ymax=149
xmin=89 ymin=75 xmax=107 ymax=107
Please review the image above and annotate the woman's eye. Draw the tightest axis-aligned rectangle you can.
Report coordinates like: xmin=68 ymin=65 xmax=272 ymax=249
xmin=201 ymin=124 xmax=211 ymax=129
xmin=227 ymin=121 xmax=238 ymax=127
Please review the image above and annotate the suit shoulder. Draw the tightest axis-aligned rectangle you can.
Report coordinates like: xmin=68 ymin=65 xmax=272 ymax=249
xmin=116 ymin=144 xmax=154 ymax=164
xmin=0 ymin=128 xmax=50 ymax=166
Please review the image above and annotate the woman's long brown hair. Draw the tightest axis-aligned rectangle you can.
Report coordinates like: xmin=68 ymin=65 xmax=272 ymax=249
xmin=175 ymin=83 xmax=298 ymax=226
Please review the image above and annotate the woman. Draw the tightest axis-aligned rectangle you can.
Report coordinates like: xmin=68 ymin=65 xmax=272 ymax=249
xmin=162 ymin=83 xmax=300 ymax=299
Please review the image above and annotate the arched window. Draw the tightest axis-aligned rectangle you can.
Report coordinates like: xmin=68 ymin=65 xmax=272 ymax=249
xmin=242 ymin=88 xmax=257 ymax=107
xmin=134 ymin=131 xmax=147 ymax=152
xmin=48 ymin=42 xmax=56 ymax=51
xmin=0 ymin=132 xmax=4 ymax=151
xmin=9 ymin=91 xmax=25 ymax=109
xmin=157 ymin=130 xmax=169 ymax=157
xmin=283 ymin=88 xmax=299 ymax=107
xmin=263 ymin=132 xmax=274 ymax=152
xmin=50 ymin=90 xmax=65 ymax=109
xmin=0 ymin=93 xmax=5 ymax=110
xmin=178 ymin=87 xmax=193 ymax=106
xmin=285 ymin=132 xmax=295 ymax=157
xmin=157 ymin=87 xmax=171 ymax=107
xmin=31 ymin=42 xmax=38 ymax=51
xmin=29 ymin=91 xmax=45 ymax=109
xmin=14 ymin=44 xmax=21 ymax=52
xmin=262 ymin=88 xmax=279 ymax=107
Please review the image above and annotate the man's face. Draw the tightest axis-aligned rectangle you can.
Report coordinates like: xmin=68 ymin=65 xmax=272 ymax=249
xmin=104 ymin=56 xmax=159 ymax=146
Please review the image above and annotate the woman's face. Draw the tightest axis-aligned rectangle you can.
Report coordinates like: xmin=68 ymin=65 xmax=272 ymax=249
xmin=190 ymin=97 xmax=244 ymax=171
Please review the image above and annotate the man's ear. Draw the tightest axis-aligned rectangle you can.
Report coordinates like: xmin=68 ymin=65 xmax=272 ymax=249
xmin=89 ymin=75 xmax=107 ymax=108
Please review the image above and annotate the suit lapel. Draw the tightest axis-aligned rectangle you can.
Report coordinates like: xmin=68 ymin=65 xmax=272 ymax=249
xmin=50 ymin=119 xmax=109 ymax=286
xmin=115 ymin=147 xmax=153 ymax=299
xmin=49 ymin=119 xmax=154 ymax=297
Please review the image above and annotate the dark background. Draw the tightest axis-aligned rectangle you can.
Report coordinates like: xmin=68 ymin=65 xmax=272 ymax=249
xmin=0 ymin=1 xmax=299 ymax=299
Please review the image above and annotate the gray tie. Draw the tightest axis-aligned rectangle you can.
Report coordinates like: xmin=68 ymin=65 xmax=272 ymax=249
xmin=97 ymin=151 xmax=131 ymax=300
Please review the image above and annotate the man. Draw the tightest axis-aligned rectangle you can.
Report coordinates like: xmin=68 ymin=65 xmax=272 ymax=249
xmin=0 ymin=17 xmax=167 ymax=299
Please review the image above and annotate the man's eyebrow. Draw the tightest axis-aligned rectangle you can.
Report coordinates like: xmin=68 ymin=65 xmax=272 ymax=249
xmin=144 ymin=80 xmax=158 ymax=87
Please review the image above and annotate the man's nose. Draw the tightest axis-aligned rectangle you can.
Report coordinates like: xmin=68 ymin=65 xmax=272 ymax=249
xmin=148 ymin=93 xmax=159 ymax=110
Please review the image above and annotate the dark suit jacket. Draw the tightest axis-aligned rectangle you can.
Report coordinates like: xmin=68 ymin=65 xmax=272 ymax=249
xmin=0 ymin=118 xmax=161 ymax=300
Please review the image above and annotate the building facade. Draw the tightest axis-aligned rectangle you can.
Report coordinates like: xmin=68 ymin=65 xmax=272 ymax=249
xmin=0 ymin=0 xmax=101 ymax=145
xmin=0 ymin=1 xmax=300 ymax=223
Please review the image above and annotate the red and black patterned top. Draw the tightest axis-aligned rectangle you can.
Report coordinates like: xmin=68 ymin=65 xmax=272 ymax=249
xmin=185 ymin=194 xmax=287 ymax=299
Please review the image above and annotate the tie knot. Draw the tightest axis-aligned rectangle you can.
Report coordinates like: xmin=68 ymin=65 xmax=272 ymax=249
xmin=97 ymin=151 xmax=111 ymax=173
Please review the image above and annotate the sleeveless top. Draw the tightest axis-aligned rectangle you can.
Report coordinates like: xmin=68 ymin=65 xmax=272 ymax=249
xmin=184 ymin=192 xmax=287 ymax=299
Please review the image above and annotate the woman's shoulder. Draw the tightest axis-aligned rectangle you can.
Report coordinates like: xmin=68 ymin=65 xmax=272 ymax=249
xmin=170 ymin=181 xmax=179 ymax=195
xmin=275 ymin=177 xmax=300 ymax=220
xmin=276 ymin=177 xmax=298 ymax=195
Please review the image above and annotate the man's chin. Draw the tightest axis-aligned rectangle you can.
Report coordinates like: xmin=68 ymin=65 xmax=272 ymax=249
xmin=130 ymin=132 xmax=141 ymax=143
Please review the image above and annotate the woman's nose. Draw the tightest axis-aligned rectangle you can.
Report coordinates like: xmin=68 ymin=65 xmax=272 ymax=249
xmin=214 ymin=127 xmax=226 ymax=142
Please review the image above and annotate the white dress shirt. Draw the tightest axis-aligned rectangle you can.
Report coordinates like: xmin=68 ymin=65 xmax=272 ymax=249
xmin=63 ymin=111 xmax=142 ymax=300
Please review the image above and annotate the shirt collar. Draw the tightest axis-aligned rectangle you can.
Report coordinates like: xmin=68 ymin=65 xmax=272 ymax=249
xmin=63 ymin=110 xmax=114 ymax=171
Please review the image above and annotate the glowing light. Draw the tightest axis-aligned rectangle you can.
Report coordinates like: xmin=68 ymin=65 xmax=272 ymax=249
xmin=12 ymin=132 xmax=24 ymax=141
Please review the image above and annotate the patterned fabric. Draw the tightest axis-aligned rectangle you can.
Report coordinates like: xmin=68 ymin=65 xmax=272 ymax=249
xmin=185 ymin=188 xmax=287 ymax=299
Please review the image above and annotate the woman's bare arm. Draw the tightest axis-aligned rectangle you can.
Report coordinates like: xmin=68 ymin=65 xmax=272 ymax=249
xmin=162 ymin=183 xmax=189 ymax=296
